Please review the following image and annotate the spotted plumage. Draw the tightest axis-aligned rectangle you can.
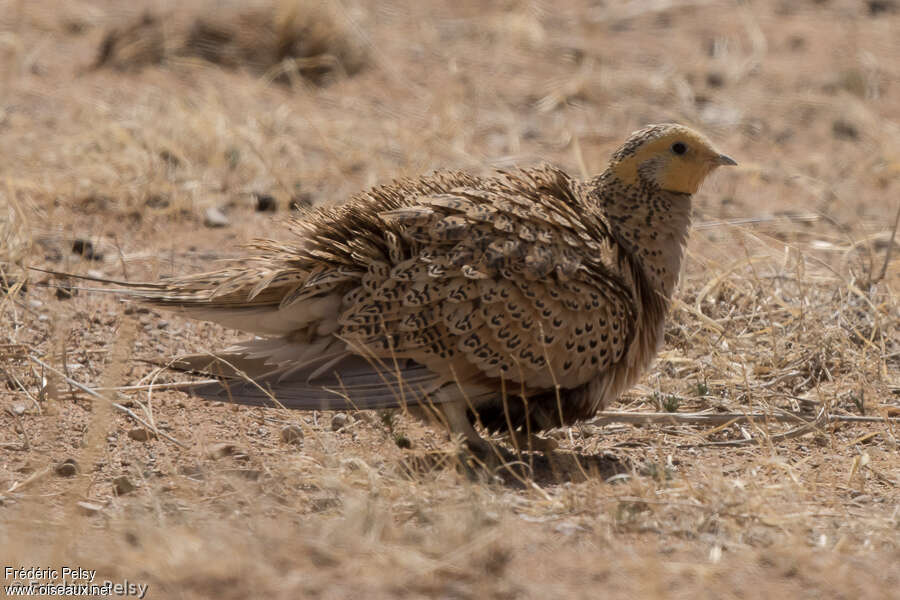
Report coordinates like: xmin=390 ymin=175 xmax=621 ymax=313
xmin=61 ymin=124 xmax=735 ymax=451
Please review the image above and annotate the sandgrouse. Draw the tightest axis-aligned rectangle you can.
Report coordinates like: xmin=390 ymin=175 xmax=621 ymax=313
xmin=69 ymin=124 xmax=735 ymax=452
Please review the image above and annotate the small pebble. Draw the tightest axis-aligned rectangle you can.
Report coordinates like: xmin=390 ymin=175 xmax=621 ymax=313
xmin=128 ymin=428 xmax=153 ymax=442
xmin=254 ymin=193 xmax=277 ymax=212
xmin=179 ymin=464 xmax=204 ymax=479
xmin=706 ymin=71 xmax=724 ymax=88
xmin=55 ymin=284 xmax=76 ymax=300
xmin=158 ymin=150 xmax=180 ymax=168
xmin=145 ymin=193 xmax=170 ymax=208
xmin=203 ymin=206 xmax=230 ymax=228
xmin=206 ymin=442 xmax=238 ymax=459
xmin=157 ymin=320 xmax=169 ymax=329
xmin=10 ymin=403 xmax=26 ymax=416
xmin=868 ymin=0 xmax=898 ymax=16
xmin=113 ymin=476 xmax=136 ymax=495
xmin=331 ymin=413 xmax=352 ymax=431
xmin=280 ymin=424 xmax=304 ymax=444
xmin=76 ymin=500 xmax=104 ymax=515
xmin=72 ymin=239 xmax=103 ymax=261
xmin=55 ymin=458 xmax=80 ymax=477
xmin=554 ymin=521 xmax=585 ymax=536
xmin=832 ymin=119 xmax=859 ymax=140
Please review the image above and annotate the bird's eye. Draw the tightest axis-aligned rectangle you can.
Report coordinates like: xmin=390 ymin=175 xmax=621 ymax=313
xmin=671 ymin=142 xmax=687 ymax=155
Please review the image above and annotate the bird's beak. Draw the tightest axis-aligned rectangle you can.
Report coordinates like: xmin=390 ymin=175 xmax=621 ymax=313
xmin=713 ymin=153 xmax=737 ymax=166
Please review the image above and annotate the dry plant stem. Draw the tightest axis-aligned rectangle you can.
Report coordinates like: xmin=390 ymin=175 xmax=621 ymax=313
xmin=593 ymin=410 xmax=900 ymax=426
xmin=27 ymin=354 xmax=188 ymax=448
xmin=90 ymin=379 xmax=221 ymax=392
xmin=693 ymin=213 xmax=820 ymax=230
xmin=4 ymin=410 xmax=31 ymax=451
xmin=690 ymin=406 xmax=829 ymax=448
xmin=873 ymin=200 xmax=900 ymax=285
xmin=2 ymin=364 xmax=42 ymax=412
xmin=6 ymin=465 xmax=52 ymax=494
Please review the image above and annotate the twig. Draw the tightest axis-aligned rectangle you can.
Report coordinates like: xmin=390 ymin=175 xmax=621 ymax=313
xmin=689 ymin=406 xmax=828 ymax=448
xmin=27 ymin=355 xmax=188 ymax=448
xmin=6 ymin=466 xmax=52 ymax=494
xmin=872 ymin=200 xmax=900 ymax=285
xmin=5 ymin=408 xmax=31 ymax=451
xmin=592 ymin=410 xmax=900 ymax=426
xmin=593 ymin=409 xmax=898 ymax=447
xmin=694 ymin=213 xmax=820 ymax=230
xmin=592 ymin=407 xmax=900 ymax=448
xmin=2 ymin=365 xmax=42 ymax=413
xmin=90 ymin=379 xmax=220 ymax=393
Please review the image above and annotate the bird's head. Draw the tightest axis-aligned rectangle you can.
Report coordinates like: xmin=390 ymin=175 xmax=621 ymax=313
xmin=608 ymin=123 xmax=736 ymax=194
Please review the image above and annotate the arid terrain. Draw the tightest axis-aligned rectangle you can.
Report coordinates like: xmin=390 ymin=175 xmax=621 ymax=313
xmin=1 ymin=0 xmax=899 ymax=598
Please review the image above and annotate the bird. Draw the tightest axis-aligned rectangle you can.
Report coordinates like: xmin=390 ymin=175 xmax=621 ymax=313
xmin=52 ymin=123 xmax=736 ymax=456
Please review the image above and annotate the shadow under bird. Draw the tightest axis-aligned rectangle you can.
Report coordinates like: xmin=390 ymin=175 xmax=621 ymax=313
xmin=46 ymin=123 xmax=736 ymax=456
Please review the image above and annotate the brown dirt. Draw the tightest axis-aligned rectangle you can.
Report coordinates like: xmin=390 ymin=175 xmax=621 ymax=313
xmin=1 ymin=0 xmax=899 ymax=598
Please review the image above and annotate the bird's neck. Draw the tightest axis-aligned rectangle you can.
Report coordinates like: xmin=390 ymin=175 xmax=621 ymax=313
xmin=589 ymin=171 xmax=693 ymax=298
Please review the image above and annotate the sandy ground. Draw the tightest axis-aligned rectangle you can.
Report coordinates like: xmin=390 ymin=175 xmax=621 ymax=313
xmin=1 ymin=0 xmax=899 ymax=598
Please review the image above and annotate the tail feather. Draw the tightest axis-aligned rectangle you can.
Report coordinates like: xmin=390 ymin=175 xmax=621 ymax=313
xmin=28 ymin=266 xmax=342 ymax=337
xmin=170 ymin=346 xmax=456 ymax=412
xmin=28 ymin=266 xmax=169 ymax=290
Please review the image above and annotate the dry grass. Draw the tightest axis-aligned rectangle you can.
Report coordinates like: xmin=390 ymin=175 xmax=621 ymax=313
xmin=1 ymin=0 xmax=899 ymax=598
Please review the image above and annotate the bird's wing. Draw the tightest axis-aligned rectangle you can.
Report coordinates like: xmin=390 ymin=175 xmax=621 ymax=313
xmin=168 ymin=339 xmax=472 ymax=410
xmin=31 ymin=171 xmax=505 ymax=412
xmin=32 ymin=171 xmax=486 ymax=338
xmin=344 ymin=165 xmax=641 ymax=391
